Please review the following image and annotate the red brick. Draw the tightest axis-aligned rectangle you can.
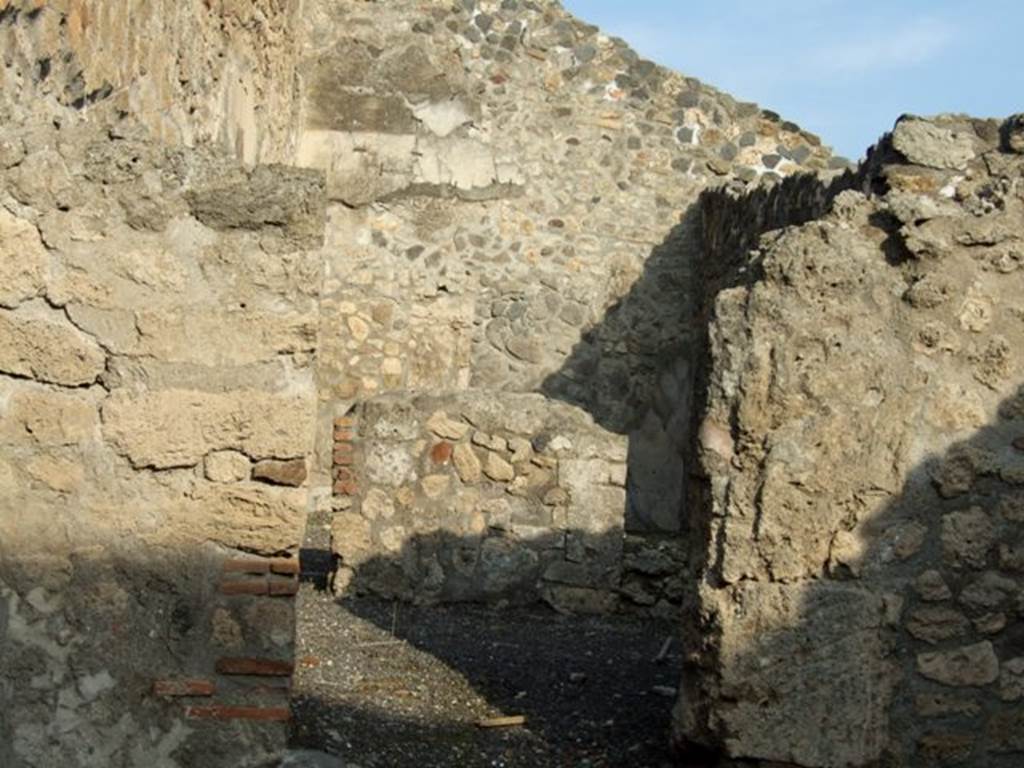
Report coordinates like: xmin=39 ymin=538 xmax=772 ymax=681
xmin=269 ymin=578 xmax=299 ymax=597
xmin=333 ymin=479 xmax=358 ymax=496
xmin=430 ymin=441 xmax=453 ymax=464
xmin=223 ymin=558 xmax=270 ymax=574
xmin=298 ymin=656 xmax=320 ymax=669
xmin=184 ymin=705 xmax=290 ymax=722
xmin=152 ymin=679 xmax=215 ymax=697
xmin=334 ymin=466 xmax=355 ymax=482
xmin=333 ymin=428 xmax=355 ymax=442
xmin=333 ymin=445 xmax=354 ymax=465
xmin=220 ymin=580 xmax=269 ymax=596
xmin=269 ymin=558 xmax=300 ymax=575
xmin=334 ymin=415 xmax=356 ymax=429
xmin=215 ymin=657 xmax=294 ymax=677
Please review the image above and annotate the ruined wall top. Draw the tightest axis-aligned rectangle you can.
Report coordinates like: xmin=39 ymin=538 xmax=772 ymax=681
xmin=678 ymin=112 xmax=1024 ymax=767
xmin=0 ymin=0 xmax=305 ymax=162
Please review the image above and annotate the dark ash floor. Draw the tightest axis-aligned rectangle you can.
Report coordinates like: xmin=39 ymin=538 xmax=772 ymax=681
xmin=291 ymin=588 xmax=682 ymax=767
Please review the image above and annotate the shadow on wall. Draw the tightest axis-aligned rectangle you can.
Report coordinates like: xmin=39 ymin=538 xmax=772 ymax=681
xmin=664 ymin=125 xmax=1024 ymax=766
xmin=537 ymin=165 xmax=858 ymax=536
xmin=0 ymin=530 xmax=681 ymax=768
xmin=0 ymin=544 xmax=297 ymax=768
xmin=539 ymin=212 xmax=700 ymax=535
xmin=676 ymin=386 xmax=1024 ymax=767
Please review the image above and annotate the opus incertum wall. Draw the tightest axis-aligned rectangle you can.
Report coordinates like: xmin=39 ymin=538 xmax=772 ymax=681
xmin=326 ymin=393 xmax=684 ymax=615
xmin=296 ymin=0 xmax=842 ymax=630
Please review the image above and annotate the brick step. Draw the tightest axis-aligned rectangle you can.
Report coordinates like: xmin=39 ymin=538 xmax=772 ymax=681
xmin=153 ymin=678 xmax=291 ymax=702
xmin=220 ymin=555 xmax=301 ymax=596
xmin=153 ymin=679 xmax=216 ymax=698
xmin=223 ymin=556 xmax=300 ymax=575
xmin=215 ymin=657 xmax=295 ymax=677
xmin=219 ymin=575 xmax=299 ymax=597
xmin=183 ymin=704 xmax=291 ymax=722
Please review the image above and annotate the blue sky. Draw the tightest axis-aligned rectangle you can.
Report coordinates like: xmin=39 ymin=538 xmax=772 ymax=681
xmin=563 ymin=0 xmax=1023 ymax=160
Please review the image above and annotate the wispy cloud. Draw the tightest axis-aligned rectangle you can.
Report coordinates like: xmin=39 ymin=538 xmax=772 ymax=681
xmin=809 ymin=17 xmax=957 ymax=75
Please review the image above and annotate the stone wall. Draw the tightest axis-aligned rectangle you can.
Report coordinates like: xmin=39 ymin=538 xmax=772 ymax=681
xmin=0 ymin=2 xmax=846 ymax=761
xmin=0 ymin=115 xmax=325 ymax=765
xmin=301 ymin=0 xmax=840 ymax=417
xmin=324 ymin=392 xmax=684 ymax=616
xmin=286 ymin=0 xmax=857 ymax=619
xmin=0 ymin=0 xmax=304 ymax=163
xmin=296 ymin=2 xmax=844 ymax=606
xmin=14 ymin=2 xmax=1011 ymax=766
xmin=675 ymin=114 xmax=1024 ymax=766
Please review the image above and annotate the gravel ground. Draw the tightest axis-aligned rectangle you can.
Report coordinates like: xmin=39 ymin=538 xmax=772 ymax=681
xmin=290 ymin=586 xmax=682 ymax=767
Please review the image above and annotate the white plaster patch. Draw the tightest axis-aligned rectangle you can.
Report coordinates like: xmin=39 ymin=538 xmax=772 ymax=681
xmin=77 ymin=670 xmax=116 ymax=703
xmin=603 ymin=81 xmax=625 ymax=102
xmin=940 ymin=175 xmax=964 ymax=198
xmin=365 ymin=442 xmax=417 ymax=487
xmin=412 ymin=99 xmax=475 ymax=138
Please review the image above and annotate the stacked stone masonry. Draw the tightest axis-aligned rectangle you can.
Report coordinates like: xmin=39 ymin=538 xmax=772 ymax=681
xmin=150 ymin=552 xmax=300 ymax=726
xmin=0 ymin=0 xmax=305 ymax=163
xmin=299 ymin=0 xmax=845 ymax=625
xmin=1 ymin=0 xmax=1020 ymax=766
xmin=328 ymin=392 xmax=684 ymax=615
xmin=1 ymin=2 xmax=320 ymax=757
xmin=675 ymin=115 xmax=1024 ymax=767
